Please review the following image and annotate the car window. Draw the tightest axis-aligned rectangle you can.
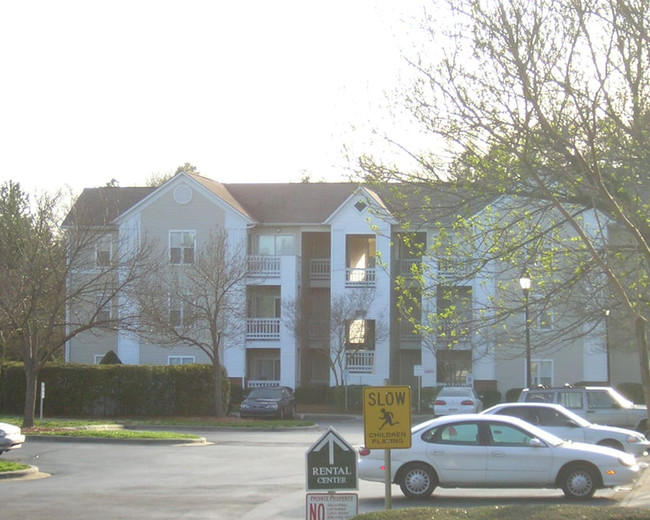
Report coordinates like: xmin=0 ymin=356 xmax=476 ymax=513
xmin=524 ymin=392 xmax=554 ymax=403
xmin=558 ymin=391 xmax=583 ymax=410
xmin=495 ymin=406 xmax=536 ymax=423
xmin=440 ymin=387 xmax=472 ymax=397
xmin=488 ymin=423 xmax=536 ymax=447
xmin=536 ymin=408 xmax=569 ymax=427
xmin=422 ymin=422 xmax=480 ymax=445
xmin=587 ymin=391 xmax=617 ymax=409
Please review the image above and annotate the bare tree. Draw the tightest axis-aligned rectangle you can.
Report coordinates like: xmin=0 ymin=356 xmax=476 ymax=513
xmin=136 ymin=233 xmax=248 ymax=417
xmin=0 ymin=182 xmax=155 ymax=427
xmin=359 ymin=0 xmax=650 ymax=413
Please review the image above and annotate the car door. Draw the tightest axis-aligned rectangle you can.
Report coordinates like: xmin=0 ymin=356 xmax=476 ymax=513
xmin=422 ymin=421 xmax=487 ymax=486
xmin=586 ymin=389 xmax=626 ymax=427
xmin=484 ymin=421 xmax=554 ymax=486
xmin=534 ymin=407 xmax=587 ymax=443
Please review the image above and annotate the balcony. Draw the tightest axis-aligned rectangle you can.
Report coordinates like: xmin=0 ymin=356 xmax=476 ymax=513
xmin=246 ymin=318 xmax=281 ymax=340
xmin=248 ymin=256 xmax=281 ymax=278
xmin=345 ymin=268 xmax=376 ymax=288
xmin=437 ymin=258 xmax=472 ymax=279
xmin=346 ymin=350 xmax=374 ymax=373
xmin=309 ymin=319 xmax=330 ymax=341
xmin=310 ymin=258 xmax=330 ymax=281
xmin=399 ymin=321 xmax=421 ymax=343
xmin=399 ymin=259 xmax=421 ymax=277
xmin=247 ymin=380 xmax=280 ymax=388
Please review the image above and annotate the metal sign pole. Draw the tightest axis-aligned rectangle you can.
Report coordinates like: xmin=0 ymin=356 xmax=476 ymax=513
xmin=384 ymin=448 xmax=392 ymax=510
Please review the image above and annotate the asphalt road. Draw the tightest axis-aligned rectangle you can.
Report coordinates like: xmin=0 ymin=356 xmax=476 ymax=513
xmin=0 ymin=417 xmax=633 ymax=520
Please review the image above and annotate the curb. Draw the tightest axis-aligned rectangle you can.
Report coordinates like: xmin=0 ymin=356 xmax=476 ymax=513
xmin=25 ymin=435 xmax=208 ymax=446
xmin=0 ymin=464 xmax=39 ymax=480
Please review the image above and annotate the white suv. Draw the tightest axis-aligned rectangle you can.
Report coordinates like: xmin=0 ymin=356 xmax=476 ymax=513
xmin=518 ymin=385 xmax=648 ymax=433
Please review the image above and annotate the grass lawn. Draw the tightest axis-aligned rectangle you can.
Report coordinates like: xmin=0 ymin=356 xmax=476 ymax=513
xmin=352 ymin=505 xmax=650 ymax=520
xmin=0 ymin=460 xmax=30 ymax=473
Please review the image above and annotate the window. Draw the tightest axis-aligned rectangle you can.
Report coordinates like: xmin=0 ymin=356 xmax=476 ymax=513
xmin=170 ymin=296 xmax=194 ymax=327
xmin=559 ymin=391 xmax=584 ymax=410
xmin=170 ymin=231 xmax=196 ymax=264
xmin=96 ymin=235 xmax=112 ymax=267
xmin=537 ymin=308 xmax=554 ymax=330
xmin=588 ymin=391 xmax=617 ymax=410
xmin=346 ymin=319 xmax=375 ymax=349
xmin=253 ymin=358 xmax=281 ymax=380
xmin=258 ymin=235 xmax=295 ymax=255
xmin=423 ymin=422 xmax=479 ymax=445
xmin=488 ymin=423 xmax=534 ymax=447
xmin=168 ymin=356 xmax=195 ymax=365
xmin=531 ymin=359 xmax=552 ymax=387
xmin=96 ymin=292 xmax=112 ymax=321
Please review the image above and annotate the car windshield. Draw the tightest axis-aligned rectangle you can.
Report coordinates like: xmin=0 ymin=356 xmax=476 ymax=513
xmin=607 ymin=388 xmax=635 ymax=408
xmin=439 ymin=387 xmax=472 ymax=397
xmin=247 ymin=388 xmax=282 ymax=399
xmin=555 ymin=406 xmax=591 ymax=427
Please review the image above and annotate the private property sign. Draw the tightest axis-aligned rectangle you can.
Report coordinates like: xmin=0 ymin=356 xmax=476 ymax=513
xmin=363 ymin=386 xmax=412 ymax=449
xmin=306 ymin=427 xmax=358 ymax=491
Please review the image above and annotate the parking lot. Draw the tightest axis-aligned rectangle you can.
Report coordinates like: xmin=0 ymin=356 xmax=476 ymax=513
xmin=0 ymin=417 xmax=639 ymax=520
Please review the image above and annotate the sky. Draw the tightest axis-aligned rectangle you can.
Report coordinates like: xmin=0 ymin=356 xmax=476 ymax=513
xmin=0 ymin=1 xmax=429 ymax=196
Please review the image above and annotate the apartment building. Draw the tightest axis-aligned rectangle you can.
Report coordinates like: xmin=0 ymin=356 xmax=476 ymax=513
xmin=64 ymin=171 xmax=613 ymax=396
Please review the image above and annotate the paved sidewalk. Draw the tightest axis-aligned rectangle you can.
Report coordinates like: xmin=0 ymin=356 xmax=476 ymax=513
xmin=622 ymin=462 xmax=650 ymax=508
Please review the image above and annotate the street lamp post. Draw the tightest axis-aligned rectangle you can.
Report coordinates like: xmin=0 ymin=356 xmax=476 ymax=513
xmin=519 ymin=275 xmax=532 ymax=388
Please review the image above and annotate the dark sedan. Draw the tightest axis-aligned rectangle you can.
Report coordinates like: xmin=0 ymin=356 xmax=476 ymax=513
xmin=239 ymin=387 xmax=296 ymax=419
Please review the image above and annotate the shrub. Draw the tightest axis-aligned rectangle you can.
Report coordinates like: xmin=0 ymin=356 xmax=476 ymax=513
xmin=617 ymin=382 xmax=645 ymax=404
xmin=505 ymin=388 xmax=523 ymax=402
xmin=480 ymin=390 xmax=502 ymax=409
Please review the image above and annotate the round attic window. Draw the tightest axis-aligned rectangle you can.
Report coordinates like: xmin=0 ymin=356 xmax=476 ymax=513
xmin=173 ymin=185 xmax=193 ymax=205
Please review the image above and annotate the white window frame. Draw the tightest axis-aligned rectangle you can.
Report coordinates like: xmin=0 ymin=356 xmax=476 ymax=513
xmin=169 ymin=295 xmax=194 ymax=328
xmin=531 ymin=359 xmax=553 ymax=387
xmin=169 ymin=230 xmax=196 ymax=265
xmin=258 ymin=234 xmax=295 ymax=256
xmin=96 ymin=235 xmax=112 ymax=268
xmin=96 ymin=292 xmax=112 ymax=321
xmin=94 ymin=355 xmax=104 ymax=365
xmin=168 ymin=356 xmax=195 ymax=365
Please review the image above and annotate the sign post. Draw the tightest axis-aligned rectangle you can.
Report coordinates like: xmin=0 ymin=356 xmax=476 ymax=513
xmin=363 ymin=386 xmax=411 ymax=510
xmin=305 ymin=427 xmax=358 ymax=520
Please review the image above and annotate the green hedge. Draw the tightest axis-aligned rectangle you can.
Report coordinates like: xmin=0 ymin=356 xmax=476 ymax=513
xmin=0 ymin=363 xmax=230 ymax=417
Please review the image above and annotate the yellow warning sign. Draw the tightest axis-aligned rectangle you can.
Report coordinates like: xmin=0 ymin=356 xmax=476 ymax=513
xmin=363 ymin=386 xmax=412 ymax=449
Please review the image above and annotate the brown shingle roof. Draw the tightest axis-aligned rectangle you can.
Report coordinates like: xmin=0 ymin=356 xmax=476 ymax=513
xmin=63 ymin=187 xmax=155 ymax=227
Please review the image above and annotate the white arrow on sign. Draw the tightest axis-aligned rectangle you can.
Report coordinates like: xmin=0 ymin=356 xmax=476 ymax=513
xmin=313 ymin=431 xmax=352 ymax=465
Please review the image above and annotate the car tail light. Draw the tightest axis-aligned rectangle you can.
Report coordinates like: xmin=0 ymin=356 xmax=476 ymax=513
xmin=461 ymin=400 xmax=475 ymax=406
xmin=358 ymin=446 xmax=371 ymax=456
xmin=434 ymin=400 xmax=446 ymax=406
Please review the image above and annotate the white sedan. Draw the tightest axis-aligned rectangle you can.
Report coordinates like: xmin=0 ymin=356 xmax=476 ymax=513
xmin=358 ymin=414 xmax=640 ymax=499
xmin=432 ymin=386 xmax=483 ymax=416
xmin=0 ymin=422 xmax=25 ymax=455
xmin=482 ymin=402 xmax=650 ymax=457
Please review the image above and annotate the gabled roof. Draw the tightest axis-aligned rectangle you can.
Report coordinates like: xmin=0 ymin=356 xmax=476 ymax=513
xmin=62 ymin=186 xmax=155 ymax=227
xmin=63 ymin=175 xmax=492 ymax=229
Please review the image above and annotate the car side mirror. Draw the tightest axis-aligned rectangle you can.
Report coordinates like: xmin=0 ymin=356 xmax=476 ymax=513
xmin=529 ymin=438 xmax=545 ymax=448
xmin=565 ymin=420 xmax=579 ymax=428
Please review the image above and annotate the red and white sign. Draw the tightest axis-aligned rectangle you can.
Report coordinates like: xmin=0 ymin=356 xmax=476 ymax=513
xmin=305 ymin=493 xmax=358 ymax=520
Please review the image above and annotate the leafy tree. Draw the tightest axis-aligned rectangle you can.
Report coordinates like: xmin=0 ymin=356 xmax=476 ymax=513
xmin=136 ymin=233 xmax=248 ymax=417
xmin=359 ymin=0 xmax=650 ymax=409
xmin=0 ymin=183 xmax=153 ymax=427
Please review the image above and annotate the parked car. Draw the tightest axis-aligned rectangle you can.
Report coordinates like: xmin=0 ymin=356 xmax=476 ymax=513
xmin=0 ymin=422 xmax=25 ymax=455
xmin=518 ymin=386 xmax=648 ymax=433
xmin=482 ymin=402 xmax=650 ymax=456
xmin=239 ymin=386 xmax=296 ymax=419
xmin=432 ymin=386 xmax=483 ymax=416
xmin=357 ymin=414 xmax=640 ymax=499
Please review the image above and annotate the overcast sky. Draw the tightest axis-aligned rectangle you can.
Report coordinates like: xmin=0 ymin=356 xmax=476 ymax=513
xmin=1 ymin=1 xmax=428 ymax=195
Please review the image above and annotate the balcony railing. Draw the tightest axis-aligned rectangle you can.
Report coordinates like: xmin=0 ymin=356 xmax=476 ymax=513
xmin=246 ymin=318 xmax=281 ymax=340
xmin=310 ymin=258 xmax=331 ymax=280
xmin=437 ymin=258 xmax=472 ymax=278
xmin=247 ymin=380 xmax=280 ymax=388
xmin=346 ymin=350 xmax=374 ymax=373
xmin=399 ymin=321 xmax=421 ymax=342
xmin=399 ymin=259 xmax=421 ymax=277
xmin=248 ymin=255 xmax=281 ymax=278
xmin=345 ymin=268 xmax=376 ymax=288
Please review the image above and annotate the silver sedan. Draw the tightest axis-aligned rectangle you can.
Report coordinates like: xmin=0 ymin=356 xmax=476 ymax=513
xmin=0 ymin=421 xmax=25 ymax=455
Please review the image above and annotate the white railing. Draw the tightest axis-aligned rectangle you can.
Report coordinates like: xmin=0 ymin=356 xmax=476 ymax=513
xmin=437 ymin=258 xmax=472 ymax=278
xmin=346 ymin=350 xmax=374 ymax=373
xmin=400 ymin=321 xmax=421 ymax=341
xmin=310 ymin=258 xmax=330 ymax=280
xmin=246 ymin=318 xmax=281 ymax=340
xmin=247 ymin=255 xmax=281 ymax=277
xmin=345 ymin=268 xmax=376 ymax=288
xmin=400 ymin=259 xmax=421 ymax=277
xmin=247 ymin=380 xmax=281 ymax=388
xmin=309 ymin=319 xmax=330 ymax=340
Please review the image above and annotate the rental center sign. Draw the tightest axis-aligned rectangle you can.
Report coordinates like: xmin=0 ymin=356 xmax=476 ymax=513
xmin=306 ymin=427 xmax=358 ymax=491
xmin=363 ymin=386 xmax=412 ymax=449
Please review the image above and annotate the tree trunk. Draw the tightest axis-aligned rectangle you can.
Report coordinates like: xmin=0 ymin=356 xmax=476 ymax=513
xmin=634 ymin=315 xmax=650 ymax=433
xmin=212 ymin=359 xmax=225 ymax=417
xmin=22 ymin=359 xmax=38 ymax=428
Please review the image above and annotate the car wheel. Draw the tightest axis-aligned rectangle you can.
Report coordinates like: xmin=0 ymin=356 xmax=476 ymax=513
xmin=597 ymin=439 xmax=624 ymax=452
xmin=560 ymin=464 xmax=598 ymax=499
xmin=398 ymin=463 xmax=437 ymax=499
